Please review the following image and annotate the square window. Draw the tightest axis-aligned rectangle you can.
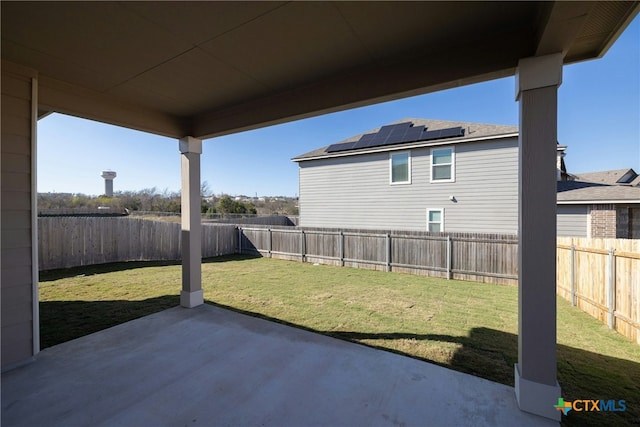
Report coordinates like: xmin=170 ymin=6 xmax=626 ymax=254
xmin=431 ymin=147 xmax=454 ymax=182
xmin=390 ymin=152 xmax=411 ymax=184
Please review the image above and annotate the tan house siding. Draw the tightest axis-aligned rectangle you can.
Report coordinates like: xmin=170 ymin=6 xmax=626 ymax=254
xmin=1 ymin=62 xmax=37 ymax=369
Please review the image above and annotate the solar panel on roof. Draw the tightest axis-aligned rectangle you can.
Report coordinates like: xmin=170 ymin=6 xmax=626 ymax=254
xmin=325 ymin=123 xmax=464 ymax=154
xmin=400 ymin=126 xmax=425 ymax=143
xmin=352 ymin=133 xmax=377 ymax=149
xmin=326 ymin=141 xmax=357 ymax=153
xmin=366 ymin=137 xmax=390 ymax=148
xmin=438 ymin=126 xmax=465 ymax=138
xmin=388 ymin=125 xmax=410 ymax=141
xmin=421 ymin=126 xmax=464 ymax=141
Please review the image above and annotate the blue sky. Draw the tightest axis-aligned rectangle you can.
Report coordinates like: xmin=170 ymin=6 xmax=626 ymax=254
xmin=38 ymin=16 xmax=639 ymax=197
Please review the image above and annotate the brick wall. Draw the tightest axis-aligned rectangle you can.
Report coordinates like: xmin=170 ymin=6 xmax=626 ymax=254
xmin=590 ymin=204 xmax=617 ymax=238
xmin=631 ymin=208 xmax=640 ymax=239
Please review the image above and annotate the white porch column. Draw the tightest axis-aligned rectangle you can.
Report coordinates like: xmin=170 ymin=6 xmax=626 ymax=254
xmin=179 ymin=136 xmax=204 ymax=308
xmin=514 ymin=53 xmax=563 ymax=421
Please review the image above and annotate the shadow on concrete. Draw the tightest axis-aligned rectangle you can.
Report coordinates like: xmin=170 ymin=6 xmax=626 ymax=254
xmin=40 ymin=296 xmax=180 ymax=349
xmin=39 ymin=254 xmax=261 ymax=281
xmin=38 ymin=293 xmax=639 ymax=426
xmin=205 ymin=301 xmax=640 ymax=427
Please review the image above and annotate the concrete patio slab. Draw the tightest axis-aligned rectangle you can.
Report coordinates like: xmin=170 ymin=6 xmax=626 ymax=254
xmin=2 ymin=305 xmax=557 ymax=426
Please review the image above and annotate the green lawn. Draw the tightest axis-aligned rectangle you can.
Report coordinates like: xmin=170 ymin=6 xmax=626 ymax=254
xmin=40 ymin=255 xmax=640 ymax=426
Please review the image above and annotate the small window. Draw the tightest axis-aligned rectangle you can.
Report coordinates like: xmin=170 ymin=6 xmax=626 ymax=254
xmin=427 ymin=209 xmax=444 ymax=232
xmin=390 ymin=151 xmax=411 ymax=184
xmin=431 ymin=147 xmax=454 ymax=182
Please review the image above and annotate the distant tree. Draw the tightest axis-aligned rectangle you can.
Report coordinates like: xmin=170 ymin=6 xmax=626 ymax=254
xmin=200 ymin=180 xmax=211 ymax=197
xmin=215 ymin=196 xmax=256 ymax=215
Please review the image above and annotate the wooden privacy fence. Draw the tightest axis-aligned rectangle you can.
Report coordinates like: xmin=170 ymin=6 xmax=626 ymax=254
xmin=557 ymin=237 xmax=640 ymax=344
xmin=38 ymin=217 xmax=640 ymax=344
xmin=238 ymin=226 xmax=519 ymax=285
xmin=38 ymin=217 xmax=237 ymax=270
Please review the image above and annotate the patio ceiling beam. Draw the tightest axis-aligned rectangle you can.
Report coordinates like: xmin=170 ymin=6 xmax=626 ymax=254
xmin=534 ymin=2 xmax=594 ymax=58
xmin=38 ymin=75 xmax=189 ymax=138
xmin=179 ymin=137 xmax=203 ymax=308
xmin=189 ymin=29 xmax=533 ymax=140
xmin=514 ymin=53 xmax=563 ymax=421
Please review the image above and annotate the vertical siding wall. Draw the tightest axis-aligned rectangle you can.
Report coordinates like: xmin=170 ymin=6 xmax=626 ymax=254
xmin=1 ymin=62 xmax=37 ymax=369
xmin=298 ymin=138 xmax=519 ymax=233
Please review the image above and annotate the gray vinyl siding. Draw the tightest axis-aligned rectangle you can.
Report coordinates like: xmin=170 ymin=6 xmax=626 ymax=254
xmin=298 ymin=138 xmax=518 ymax=233
xmin=557 ymin=205 xmax=589 ymax=237
xmin=1 ymin=64 xmax=36 ymax=369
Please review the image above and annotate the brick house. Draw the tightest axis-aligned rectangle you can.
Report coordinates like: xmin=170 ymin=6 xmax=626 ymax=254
xmin=557 ymin=169 xmax=640 ymax=238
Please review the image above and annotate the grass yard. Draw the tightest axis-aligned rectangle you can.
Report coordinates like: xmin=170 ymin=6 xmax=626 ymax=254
xmin=40 ymin=255 xmax=640 ymax=426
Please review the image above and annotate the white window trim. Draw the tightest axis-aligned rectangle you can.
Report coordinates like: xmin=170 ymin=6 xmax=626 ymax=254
xmin=427 ymin=208 xmax=445 ymax=232
xmin=389 ymin=151 xmax=411 ymax=185
xmin=430 ymin=146 xmax=455 ymax=183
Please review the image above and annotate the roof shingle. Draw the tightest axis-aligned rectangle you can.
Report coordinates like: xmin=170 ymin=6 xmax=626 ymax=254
xmin=557 ymin=180 xmax=640 ymax=202
xmin=574 ymin=168 xmax=638 ymax=185
xmin=292 ymin=118 xmax=518 ymax=161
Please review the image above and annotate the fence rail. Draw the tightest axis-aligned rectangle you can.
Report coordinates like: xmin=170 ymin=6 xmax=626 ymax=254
xmin=238 ymin=226 xmax=519 ymax=285
xmin=557 ymin=237 xmax=640 ymax=344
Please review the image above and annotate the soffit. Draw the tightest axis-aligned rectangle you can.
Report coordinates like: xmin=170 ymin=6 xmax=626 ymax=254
xmin=1 ymin=1 xmax=638 ymax=138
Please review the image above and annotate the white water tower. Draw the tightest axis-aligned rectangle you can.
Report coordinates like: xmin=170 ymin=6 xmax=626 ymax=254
xmin=101 ymin=170 xmax=117 ymax=197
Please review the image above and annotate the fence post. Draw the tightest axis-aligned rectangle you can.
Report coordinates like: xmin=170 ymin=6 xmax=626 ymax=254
xmin=339 ymin=231 xmax=344 ymax=267
xmin=300 ymin=229 xmax=305 ymax=262
xmin=570 ymin=244 xmax=576 ymax=306
xmin=608 ymin=248 xmax=616 ymax=329
xmin=386 ymin=233 xmax=391 ymax=272
xmin=268 ymin=228 xmax=272 ymax=258
xmin=237 ymin=227 xmax=242 ymax=254
xmin=447 ymin=236 xmax=452 ymax=280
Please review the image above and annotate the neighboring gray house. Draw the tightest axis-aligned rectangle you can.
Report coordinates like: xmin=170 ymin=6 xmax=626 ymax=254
xmin=293 ymin=118 xmax=640 ymax=238
xmin=557 ymin=169 xmax=640 ymax=238
xmin=293 ymin=119 xmax=521 ymax=233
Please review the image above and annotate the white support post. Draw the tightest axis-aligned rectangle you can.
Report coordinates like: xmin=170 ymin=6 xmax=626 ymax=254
xmin=514 ymin=54 xmax=563 ymax=421
xmin=179 ymin=137 xmax=204 ymax=308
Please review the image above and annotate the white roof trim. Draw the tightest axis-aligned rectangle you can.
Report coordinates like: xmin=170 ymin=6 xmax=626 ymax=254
xmin=557 ymin=200 xmax=640 ymax=205
xmin=293 ymin=132 xmax=518 ymax=162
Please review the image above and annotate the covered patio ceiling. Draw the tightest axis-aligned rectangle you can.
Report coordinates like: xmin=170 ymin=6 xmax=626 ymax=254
xmin=2 ymin=1 xmax=638 ymax=139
